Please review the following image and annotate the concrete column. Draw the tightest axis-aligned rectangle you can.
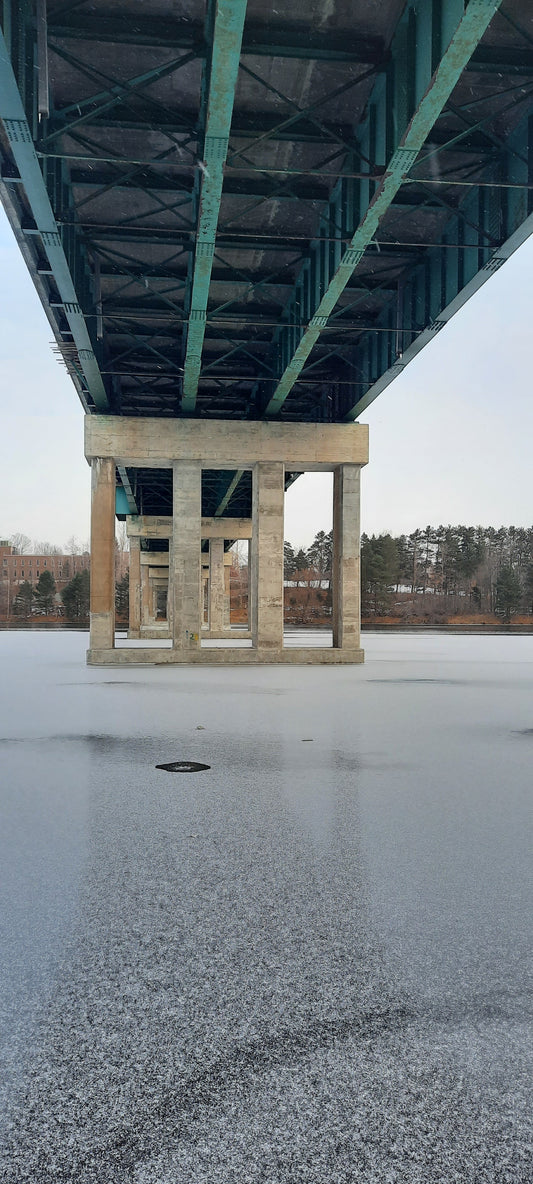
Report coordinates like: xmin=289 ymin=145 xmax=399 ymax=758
xmin=89 ymin=457 xmax=115 ymax=650
xmin=224 ymin=559 xmax=231 ymax=627
xmin=128 ymin=537 xmax=141 ymax=637
xmin=251 ymin=462 xmax=284 ymax=651
xmin=208 ymin=538 xmax=225 ymax=633
xmin=332 ymin=464 xmax=361 ymax=650
xmin=201 ymin=569 xmax=209 ymax=628
xmin=167 ymin=541 xmax=174 ymax=633
xmin=141 ymin=562 xmax=151 ymax=625
xmin=172 ymin=460 xmax=202 ymax=650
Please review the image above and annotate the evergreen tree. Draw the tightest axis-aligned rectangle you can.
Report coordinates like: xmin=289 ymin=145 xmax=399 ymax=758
xmin=293 ymin=549 xmax=309 ymax=586
xmin=34 ymin=570 xmax=56 ymax=615
xmin=14 ymin=580 xmax=34 ymax=617
xmin=62 ymin=570 xmax=90 ymax=621
xmin=307 ymin=530 xmax=333 ymax=578
xmin=495 ymin=567 xmax=522 ymax=623
xmin=361 ymin=534 xmax=399 ymax=614
xmin=115 ymin=572 xmax=129 ymax=619
xmin=283 ymin=541 xmax=296 ymax=580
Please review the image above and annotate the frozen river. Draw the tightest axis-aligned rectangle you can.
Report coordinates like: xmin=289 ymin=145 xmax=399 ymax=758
xmin=1 ymin=631 xmax=532 ymax=1182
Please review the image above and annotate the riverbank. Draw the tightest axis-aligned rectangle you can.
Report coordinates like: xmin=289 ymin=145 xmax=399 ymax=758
xmin=2 ymin=620 xmax=532 ymax=635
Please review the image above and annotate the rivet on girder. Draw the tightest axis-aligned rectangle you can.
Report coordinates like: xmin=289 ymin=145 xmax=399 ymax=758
xmin=342 ymin=248 xmax=365 ymax=268
xmin=388 ymin=147 xmax=420 ymax=174
xmin=4 ymin=118 xmax=32 ymax=145
xmin=203 ymin=136 xmax=228 ymax=163
xmin=483 ymin=256 xmax=505 ymax=273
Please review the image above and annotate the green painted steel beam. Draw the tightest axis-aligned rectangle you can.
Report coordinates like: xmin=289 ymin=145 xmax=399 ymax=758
xmin=344 ymin=107 xmax=533 ymax=421
xmin=48 ymin=12 xmax=529 ymax=75
xmin=0 ymin=28 xmax=108 ymax=410
xmin=69 ymin=166 xmax=330 ymax=204
xmin=264 ymin=0 xmax=502 ymax=417
xmin=347 ymin=210 xmax=533 ymax=421
xmin=64 ymin=106 xmax=502 ymax=154
xmin=72 ymin=108 xmax=358 ymax=147
xmin=48 ymin=14 xmax=384 ymax=64
xmin=116 ymin=465 xmax=138 ymax=514
xmin=214 ymin=470 xmax=245 ymax=516
xmin=42 ymin=52 xmax=197 ymax=147
xmin=181 ymin=0 xmax=248 ymax=413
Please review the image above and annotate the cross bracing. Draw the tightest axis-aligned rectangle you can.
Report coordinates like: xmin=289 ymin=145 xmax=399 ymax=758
xmin=1 ymin=0 xmax=533 ymax=516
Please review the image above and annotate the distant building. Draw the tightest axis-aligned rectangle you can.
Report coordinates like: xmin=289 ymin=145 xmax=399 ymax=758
xmin=0 ymin=541 xmax=128 ymax=617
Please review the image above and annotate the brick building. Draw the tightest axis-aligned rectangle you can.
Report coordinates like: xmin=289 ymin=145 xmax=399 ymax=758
xmin=0 ymin=541 xmax=128 ymax=617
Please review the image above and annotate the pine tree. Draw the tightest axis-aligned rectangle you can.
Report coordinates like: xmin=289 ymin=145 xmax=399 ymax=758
xmin=34 ymin=570 xmax=56 ymax=615
xmin=62 ymin=571 xmax=90 ymax=621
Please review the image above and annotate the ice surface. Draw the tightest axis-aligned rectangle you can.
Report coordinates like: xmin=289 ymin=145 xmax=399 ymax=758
xmin=0 ymin=631 xmax=532 ymax=1182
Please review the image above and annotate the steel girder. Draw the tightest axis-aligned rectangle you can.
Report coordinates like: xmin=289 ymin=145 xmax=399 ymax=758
xmin=262 ymin=0 xmax=503 ymax=417
xmin=47 ymin=13 xmax=384 ymax=66
xmin=0 ymin=7 xmax=107 ymax=409
xmin=343 ymin=118 xmax=533 ymax=420
xmin=45 ymin=11 xmax=533 ymax=75
xmin=180 ymin=0 xmax=248 ymax=412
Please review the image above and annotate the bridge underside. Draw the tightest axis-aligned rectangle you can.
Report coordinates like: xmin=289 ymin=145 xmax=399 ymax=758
xmin=1 ymin=1 xmax=532 ymax=661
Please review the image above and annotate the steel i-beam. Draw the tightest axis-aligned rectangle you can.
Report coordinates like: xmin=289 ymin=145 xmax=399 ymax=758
xmin=0 ymin=28 xmax=108 ymax=409
xmin=181 ymin=0 xmax=248 ymax=412
xmin=264 ymin=0 xmax=502 ymax=417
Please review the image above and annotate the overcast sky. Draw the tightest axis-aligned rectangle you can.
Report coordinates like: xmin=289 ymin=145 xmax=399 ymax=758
xmin=1 ymin=204 xmax=532 ymax=550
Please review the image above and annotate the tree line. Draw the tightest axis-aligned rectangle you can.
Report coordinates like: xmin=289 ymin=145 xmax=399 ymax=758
xmin=9 ymin=532 xmax=90 ymax=556
xmin=13 ymin=571 xmax=130 ymax=623
xmin=360 ymin=525 xmax=533 ymax=621
xmin=285 ymin=525 xmax=533 ymax=623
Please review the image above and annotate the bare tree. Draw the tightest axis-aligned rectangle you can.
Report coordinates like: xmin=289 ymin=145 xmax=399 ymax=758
xmin=115 ymin=521 xmax=129 ymax=552
xmin=33 ymin=541 xmax=62 ymax=555
xmin=10 ymin=532 xmax=31 ymax=554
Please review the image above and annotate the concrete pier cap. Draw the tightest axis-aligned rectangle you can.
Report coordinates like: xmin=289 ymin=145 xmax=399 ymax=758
xmin=85 ymin=416 xmax=369 ymax=666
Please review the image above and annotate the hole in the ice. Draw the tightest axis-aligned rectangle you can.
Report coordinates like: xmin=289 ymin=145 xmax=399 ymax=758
xmin=156 ymin=760 xmax=211 ymax=773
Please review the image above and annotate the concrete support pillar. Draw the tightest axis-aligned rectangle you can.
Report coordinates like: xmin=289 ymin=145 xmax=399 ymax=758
xmin=224 ymin=560 xmax=231 ymax=627
xmin=251 ymin=462 xmax=284 ymax=651
xmin=172 ymin=460 xmax=202 ymax=650
xmin=128 ymin=537 xmax=141 ymax=637
xmin=208 ymin=538 xmax=225 ymax=633
xmin=332 ymin=464 xmax=361 ymax=650
xmin=141 ymin=562 xmax=151 ymax=625
xmin=89 ymin=457 xmax=115 ymax=650
xmin=167 ymin=544 xmax=174 ymax=634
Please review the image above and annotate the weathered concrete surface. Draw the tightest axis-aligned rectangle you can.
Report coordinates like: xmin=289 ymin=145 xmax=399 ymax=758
xmin=127 ymin=517 xmax=253 ymax=540
xmin=140 ymin=553 xmax=168 ymax=567
xmin=85 ymin=416 xmax=369 ymax=470
xmin=333 ymin=465 xmax=361 ymax=650
xmin=87 ymin=645 xmax=365 ymax=665
xmin=172 ymin=461 xmax=202 ymax=651
xmin=127 ymin=537 xmax=141 ymax=639
xmin=140 ymin=562 xmax=151 ymax=627
xmin=1 ymin=631 xmax=532 ymax=1183
xmin=250 ymin=462 xmax=285 ymax=652
xmin=89 ymin=458 xmax=115 ymax=650
xmin=208 ymin=538 xmax=225 ymax=633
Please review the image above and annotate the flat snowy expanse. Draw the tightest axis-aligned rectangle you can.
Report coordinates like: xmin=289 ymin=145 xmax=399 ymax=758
xmin=1 ymin=631 xmax=532 ymax=1182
